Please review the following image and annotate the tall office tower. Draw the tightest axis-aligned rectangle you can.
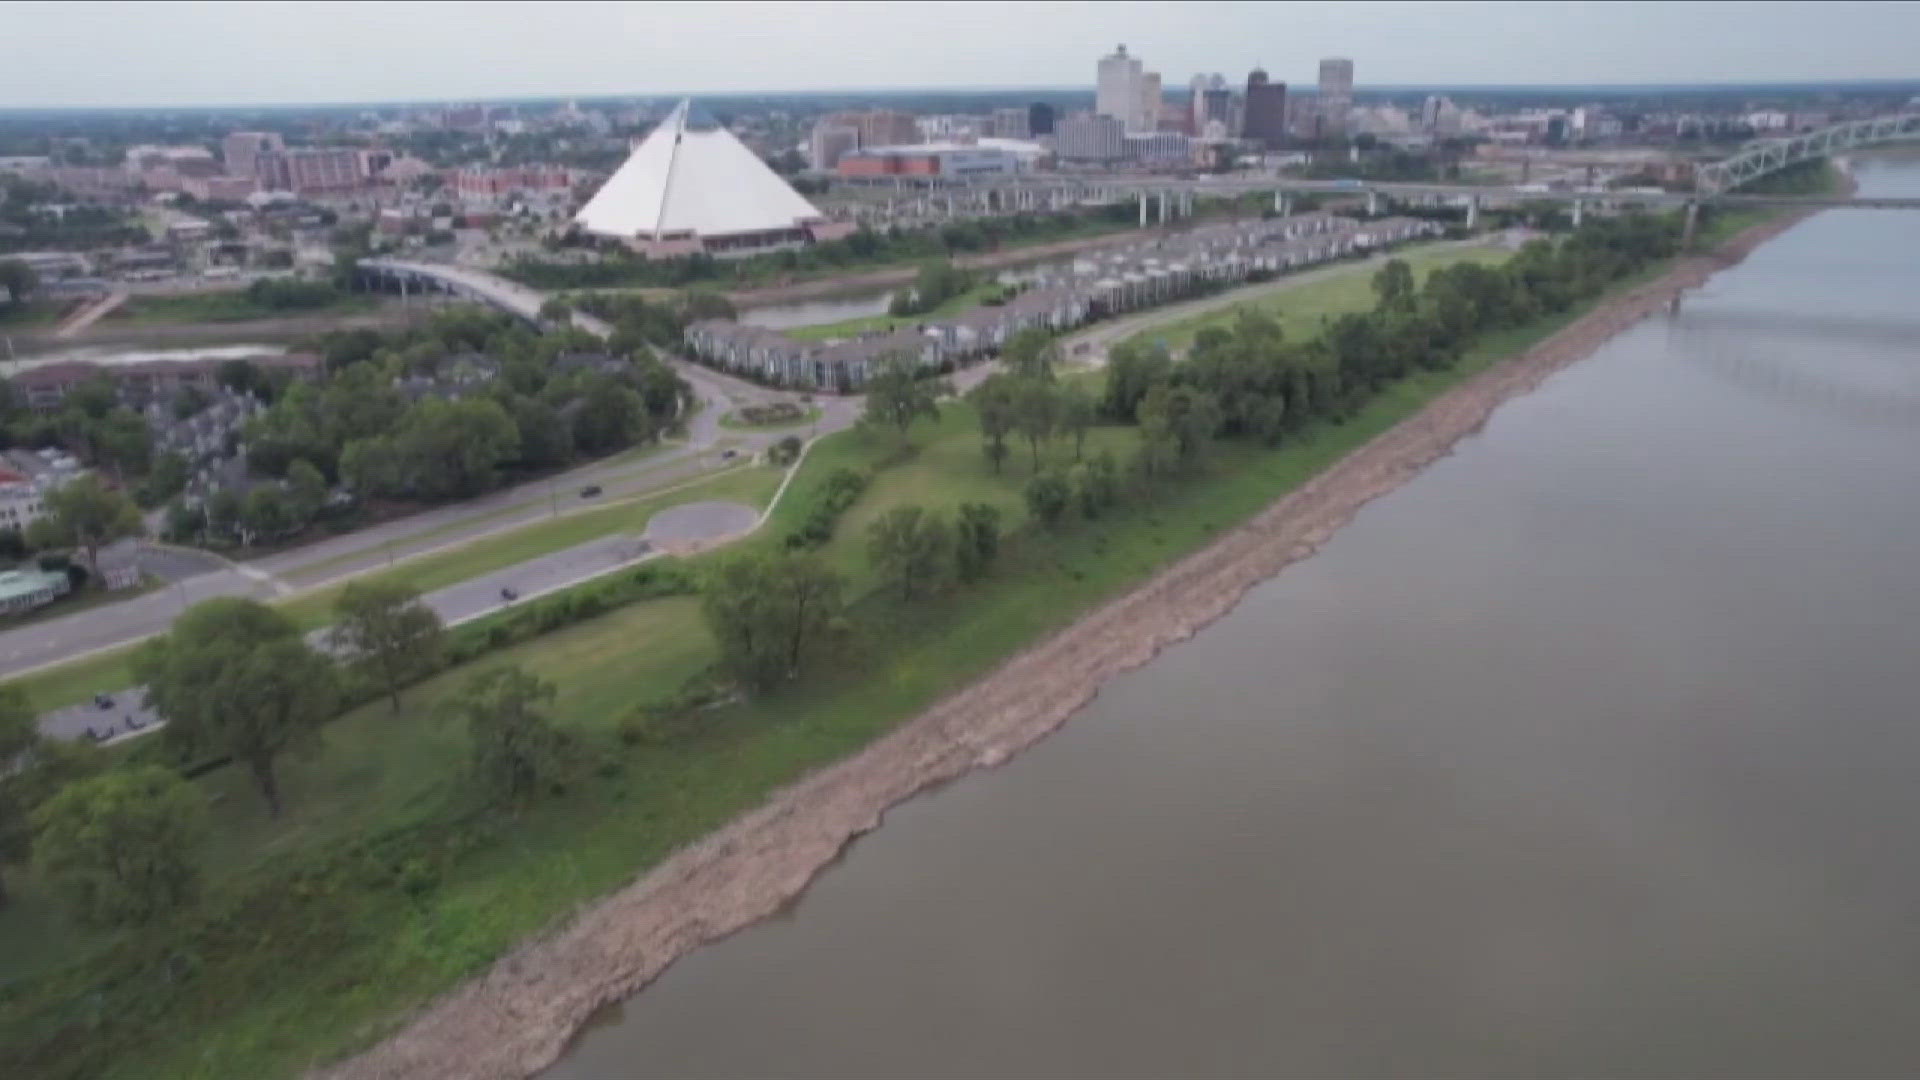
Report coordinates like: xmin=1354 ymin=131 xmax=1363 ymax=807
xmin=992 ymin=107 xmax=1031 ymax=139
xmin=1242 ymin=68 xmax=1289 ymax=146
xmin=1097 ymin=44 xmax=1144 ymax=130
xmin=1027 ymin=102 xmax=1056 ymax=136
xmin=1137 ymin=70 xmax=1162 ymax=132
xmin=1318 ymin=57 xmax=1354 ymax=137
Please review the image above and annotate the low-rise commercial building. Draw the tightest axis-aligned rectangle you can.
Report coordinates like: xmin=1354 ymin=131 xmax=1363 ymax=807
xmin=0 ymin=568 xmax=71 ymax=616
xmin=836 ymin=142 xmax=1029 ymax=179
xmin=1055 ymin=112 xmax=1126 ymax=162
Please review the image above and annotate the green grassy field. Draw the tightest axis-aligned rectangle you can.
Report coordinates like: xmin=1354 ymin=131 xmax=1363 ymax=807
xmin=718 ymin=405 xmax=823 ymax=431
xmin=5 ymin=226 xmax=1741 ymax=1078
xmin=1126 ymin=242 xmax=1514 ymax=356
xmin=781 ymin=281 xmax=1004 ymax=342
xmin=110 ymin=290 xmax=380 ymax=324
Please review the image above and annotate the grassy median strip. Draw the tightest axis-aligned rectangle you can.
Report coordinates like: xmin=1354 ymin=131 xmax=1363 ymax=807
xmin=1 ymin=466 xmax=784 ymax=714
xmin=275 ymin=465 xmax=781 ymax=629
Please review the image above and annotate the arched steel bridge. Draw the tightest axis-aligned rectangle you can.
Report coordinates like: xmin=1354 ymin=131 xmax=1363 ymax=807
xmin=1696 ymin=113 xmax=1920 ymax=195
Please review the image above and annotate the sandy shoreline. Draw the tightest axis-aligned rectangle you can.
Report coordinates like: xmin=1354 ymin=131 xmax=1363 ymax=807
xmin=319 ymin=205 xmax=1820 ymax=1080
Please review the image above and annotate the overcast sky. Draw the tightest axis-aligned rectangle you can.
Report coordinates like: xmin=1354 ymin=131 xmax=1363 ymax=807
xmin=5 ymin=0 xmax=1919 ymax=108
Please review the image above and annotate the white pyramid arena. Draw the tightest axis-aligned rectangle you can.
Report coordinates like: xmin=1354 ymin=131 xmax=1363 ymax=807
xmin=574 ymin=99 xmax=847 ymax=258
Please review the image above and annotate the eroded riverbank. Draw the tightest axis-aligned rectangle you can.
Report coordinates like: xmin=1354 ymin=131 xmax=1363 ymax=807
xmin=318 ymin=207 xmax=1820 ymax=1080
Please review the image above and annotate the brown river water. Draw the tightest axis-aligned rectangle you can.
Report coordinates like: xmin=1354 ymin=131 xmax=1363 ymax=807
xmin=546 ymin=160 xmax=1920 ymax=1079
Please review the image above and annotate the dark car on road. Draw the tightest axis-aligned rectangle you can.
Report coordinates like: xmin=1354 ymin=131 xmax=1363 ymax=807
xmin=579 ymin=485 xmax=602 ymax=498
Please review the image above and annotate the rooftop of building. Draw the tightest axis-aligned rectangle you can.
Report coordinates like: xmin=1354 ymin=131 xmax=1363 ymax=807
xmin=0 ymin=567 xmax=69 ymax=603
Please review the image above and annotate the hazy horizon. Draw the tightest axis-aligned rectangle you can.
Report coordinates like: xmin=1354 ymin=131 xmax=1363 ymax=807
xmin=4 ymin=0 xmax=1918 ymax=109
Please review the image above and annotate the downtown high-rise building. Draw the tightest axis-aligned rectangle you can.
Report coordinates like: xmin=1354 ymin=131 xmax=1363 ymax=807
xmin=1027 ymin=101 xmax=1056 ymax=136
xmin=1242 ymin=68 xmax=1288 ymax=146
xmin=1096 ymin=44 xmax=1160 ymax=133
xmin=1190 ymin=73 xmax=1231 ymax=132
xmin=1318 ymin=57 xmax=1354 ymax=137
xmin=1055 ymin=111 xmax=1125 ymax=161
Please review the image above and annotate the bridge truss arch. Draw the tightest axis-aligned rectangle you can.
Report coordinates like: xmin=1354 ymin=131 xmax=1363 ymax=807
xmin=1696 ymin=113 xmax=1920 ymax=196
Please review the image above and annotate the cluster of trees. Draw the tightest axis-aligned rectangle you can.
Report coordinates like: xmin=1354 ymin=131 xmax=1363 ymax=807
xmin=0 ymin=177 xmax=144 ymax=253
xmin=235 ymin=277 xmax=348 ymax=313
xmin=0 ymin=578 xmax=579 ymax=928
xmin=225 ymin=308 xmax=691 ymax=522
xmin=0 ymin=371 xmax=156 ymax=490
xmin=0 ymin=257 xmax=37 ymax=308
xmin=888 ymin=259 xmax=975 ymax=318
xmin=569 ymin=288 xmax=737 ymax=356
xmin=866 ymin=501 xmax=1003 ymax=601
xmin=1103 ymin=214 xmax=1681 ymax=464
xmin=505 ymin=204 xmax=1142 ymax=291
xmin=784 ymin=467 xmax=868 ymax=549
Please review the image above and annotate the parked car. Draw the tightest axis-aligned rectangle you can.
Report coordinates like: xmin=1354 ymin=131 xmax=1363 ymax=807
xmin=579 ymin=484 xmax=602 ymax=498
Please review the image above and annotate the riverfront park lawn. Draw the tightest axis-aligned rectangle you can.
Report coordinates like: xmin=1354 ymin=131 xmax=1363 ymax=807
xmin=8 ymin=237 xmax=1692 ymax=1080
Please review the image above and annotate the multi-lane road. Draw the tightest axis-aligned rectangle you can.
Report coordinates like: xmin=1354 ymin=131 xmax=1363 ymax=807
xmin=6 ymin=337 xmax=852 ymax=688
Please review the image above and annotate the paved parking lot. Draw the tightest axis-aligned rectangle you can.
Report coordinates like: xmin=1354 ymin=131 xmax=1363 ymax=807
xmin=644 ymin=501 xmax=759 ymax=547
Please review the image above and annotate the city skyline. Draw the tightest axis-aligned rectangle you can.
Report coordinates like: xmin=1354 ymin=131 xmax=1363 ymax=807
xmin=3 ymin=0 xmax=1919 ymax=108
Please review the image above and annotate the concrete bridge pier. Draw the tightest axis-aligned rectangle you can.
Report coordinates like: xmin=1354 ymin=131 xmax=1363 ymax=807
xmin=1465 ymin=197 xmax=1480 ymax=230
xmin=1138 ymin=191 xmax=1149 ymax=227
xmin=1182 ymin=190 xmax=1193 ymax=218
xmin=1158 ymin=190 xmax=1169 ymax=225
xmin=1681 ymin=200 xmax=1700 ymax=251
xmin=1572 ymin=199 xmax=1584 ymax=227
xmin=1366 ymin=190 xmax=1380 ymax=217
xmin=1274 ymin=191 xmax=1291 ymax=217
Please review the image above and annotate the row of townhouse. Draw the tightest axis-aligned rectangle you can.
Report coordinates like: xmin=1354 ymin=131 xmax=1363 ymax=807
xmin=684 ymin=213 xmax=1439 ymax=391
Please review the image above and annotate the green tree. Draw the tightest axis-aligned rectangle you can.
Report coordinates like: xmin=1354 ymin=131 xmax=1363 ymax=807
xmin=390 ymin=396 xmax=520 ymax=500
xmin=0 ymin=687 xmax=38 ymax=909
xmin=329 ymin=580 xmax=447 ymax=712
xmin=701 ymin=551 xmax=846 ymax=688
xmin=285 ymin=458 xmax=327 ymax=524
xmin=570 ymin=380 xmax=651 ymax=456
xmin=140 ymin=450 xmax=191 ymax=508
xmin=339 ymin=435 xmax=398 ymax=497
xmin=444 ymin=666 xmax=566 ymax=805
xmin=954 ymin=502 xmax=1001 ymax=582
xmin=27 ymin=473 xmax=143 ymax=577
xmin=239 ymin=485 xmax=293 ymax=542
xmin=862 ymin=356 xmax=949 ymax=443
xmin=1024 ymin=470 xmax=1070 ymax=527
xmin=91 ymin=407 xmax=152 ymax=481
xmin=135 ymin=598 xmax=340 ymax=816
xmin=1002 ymin=326 xmax=1059 ymax=381
xmin=0 ymin=257 xmax=38 ymax=304
xmin=1136 ymin=384 xmax=1221 ymax=474
xmin=866 ymin=505 xmax=953 ymax=601
xmin=1058 ymin=384 xmax=1095 ymax=460
xmin=1070 ymin=451 xmax=1118 ymax=517
xmin=1013 ymin=378 xmax=1059 ymax=470
xmin=1101 ymin=341 xmax=1173 ymax=421
xmin=1372 ymin=257 xmax=1416 ymax=312
xmin=966 ymin=373 xmax=1019 ymax=474
xmin=33 ymin=766 xmax=204 ymax=927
